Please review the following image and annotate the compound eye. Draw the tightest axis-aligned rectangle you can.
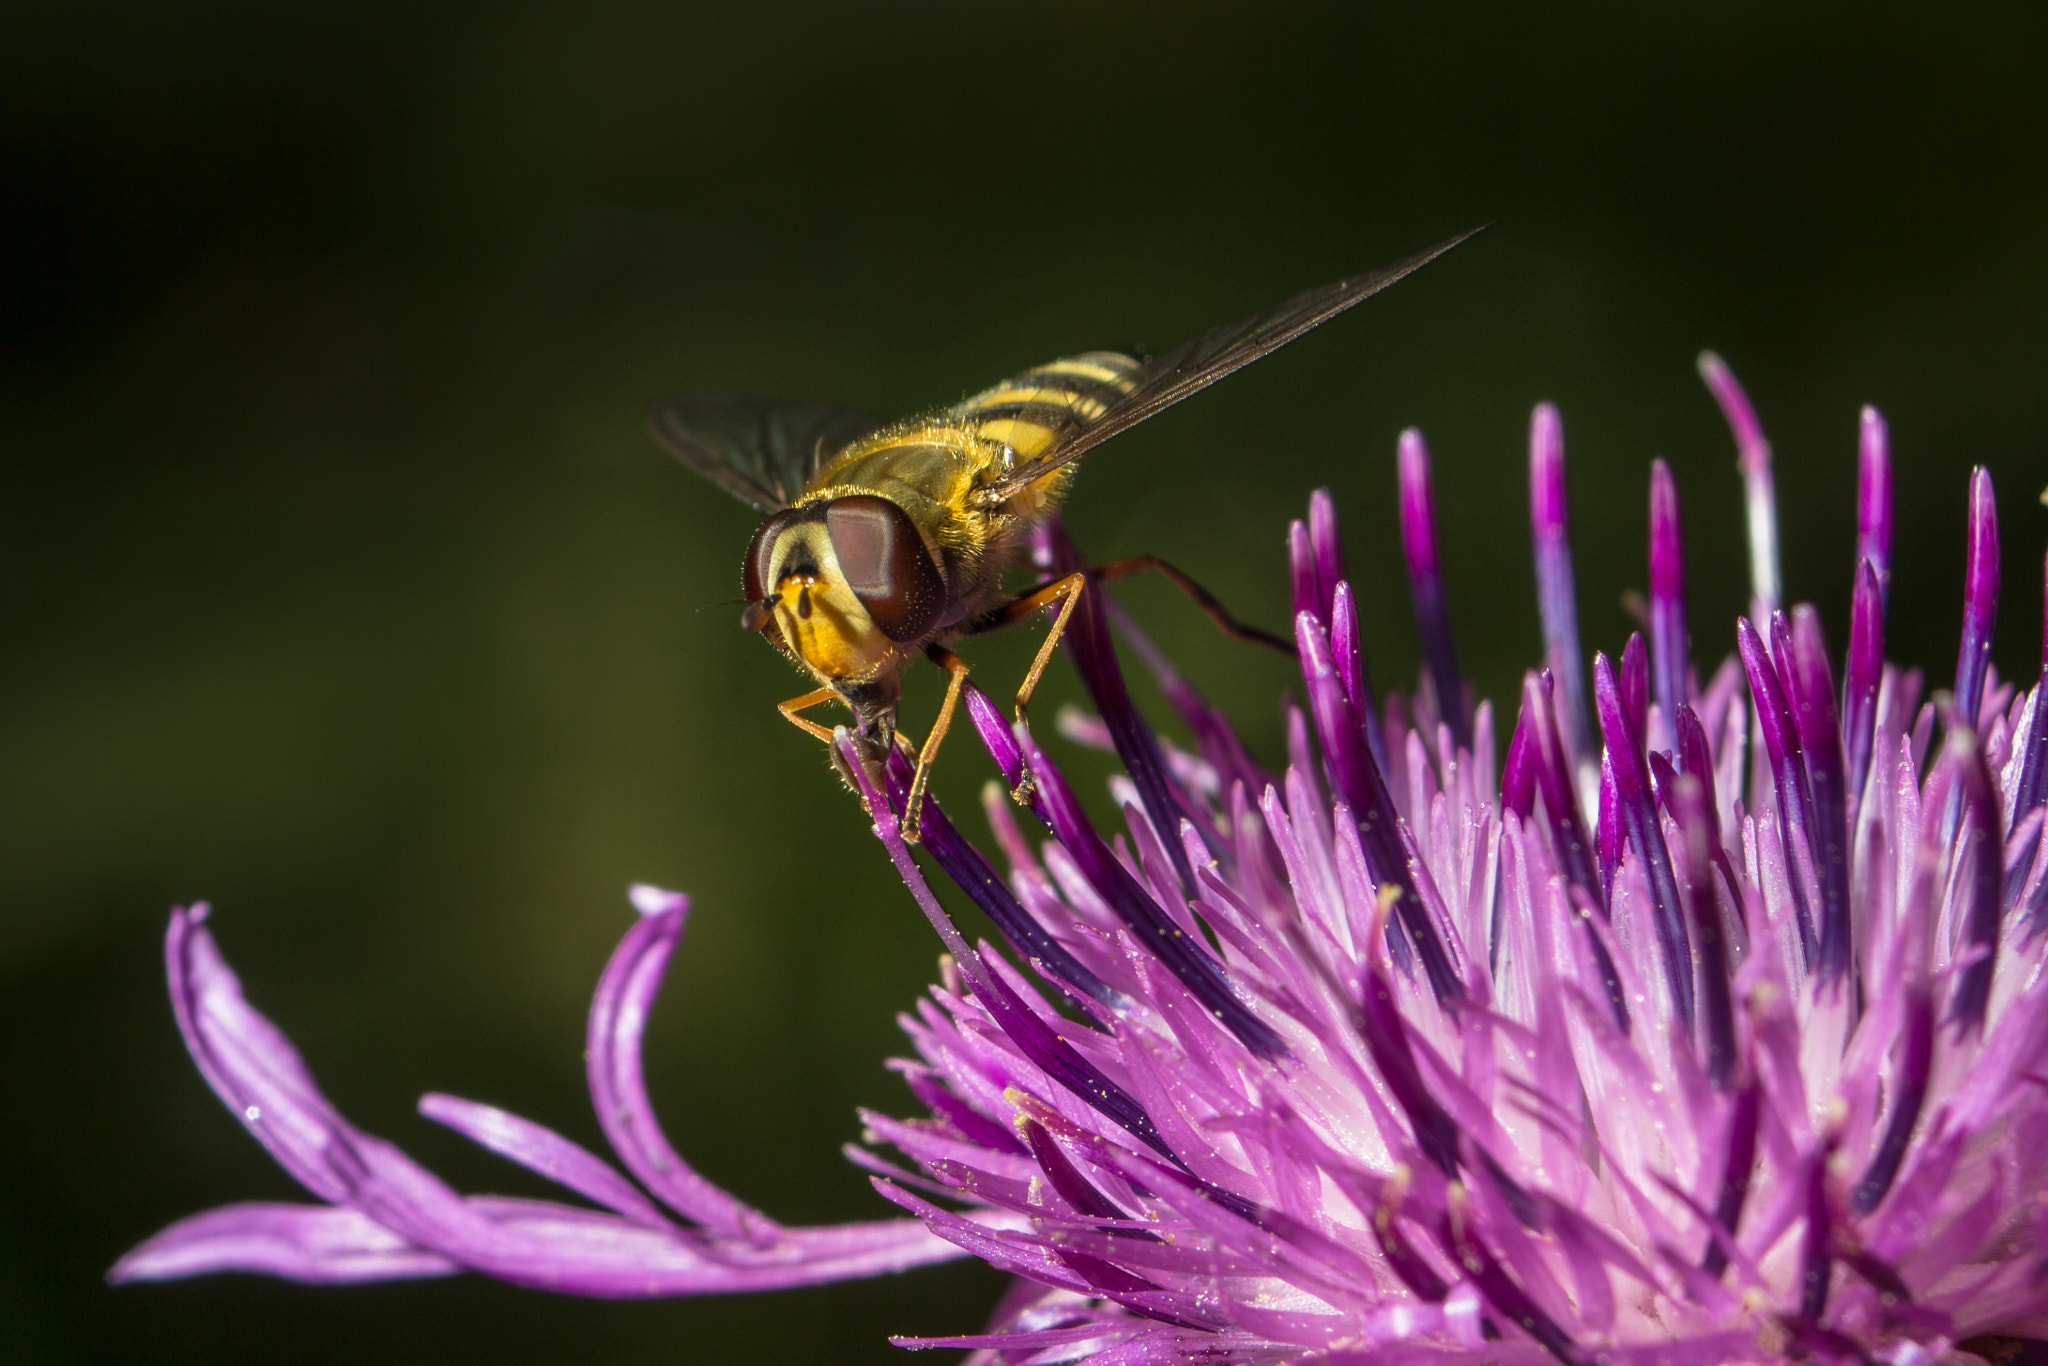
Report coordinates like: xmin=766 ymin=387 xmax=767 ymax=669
xmin=742 ymin=510 xmax=796 ymax=622
xmin=825 ymin=495 xmax=946 ymax=642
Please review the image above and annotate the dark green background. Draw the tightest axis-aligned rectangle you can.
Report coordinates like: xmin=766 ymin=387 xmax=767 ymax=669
xmin=4 ymin=3 xmax=2043 ymax=1361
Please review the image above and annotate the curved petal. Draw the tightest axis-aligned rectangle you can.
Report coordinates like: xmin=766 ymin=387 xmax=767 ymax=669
xmin=116 ymin=902 xmax=965 ymax=1296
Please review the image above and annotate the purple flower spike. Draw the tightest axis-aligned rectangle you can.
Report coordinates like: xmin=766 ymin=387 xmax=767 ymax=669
xmin=1521 ymin=670 xmax=1630 ymax=1033
xmin=1697 ymin=350 xmax=1780 ymax=619
xmin=1529 ymin=402 xmax=1592 ymax=774
xmin=1844 ymin=560 xmax=1885 ymax=817
xmin=1398 ymin=427 xmax=1472 ymax=751
xmin=1648 ymin=459 xmax=1692 ymax=753
xmin=1308 ymin=487 xmax=1345 ymax=623
xmin=1618 ymin=632 xmax=1651 ymax=759
xmin=1016 ymin=724 xmax=1288 ymax=1061
xmin=1939 ymin=727 xmax=2003 ymax=1033
xmin=1735 ymin=616 xmax=1820 ymax=967
xmin=1674 ymin=704 xmax=1743 ymax=932
xmin=1596 ymin=753 xmax=1622 ymax=896
xmin=1298 ymin=605 xmax=1462 ymax=1007
xmin=1848 ymin=981 xmax=1931 ymax=1216
xmin=1787 ymin=607 xmax=1851 ymax=986
xmin=130 ymin=366 xmax=2048 ymax=1366
xmin=1038 ymin=515 xmax=1198 ymax=895
xmin=962 ymin=679 xmax=1029 ymax=801
xmin=879 ymin=748 xmax=1118 ymax=1011
xmin=1287 ymin=516 xmax=1322 ymax=624
xmin=1667 ymin=773 xmax=1733 ymax=1087
xmin=1858 ymin=406 xmax=1893 ymax=610
xmin=1520 ymin=672 xmax=1603 ymax=920
xmin=1330 ymin=580 xmax=1390 ymax=772
xmin=1955 ymin=466 xmax=2000 ymax=727
xmin=1594 ymin=651 xmax=1696 ymax=1033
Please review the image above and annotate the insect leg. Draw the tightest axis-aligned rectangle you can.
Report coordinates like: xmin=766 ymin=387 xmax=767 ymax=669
xmin=982 ymin=571 xmax=1088 ymax=724
xmin=1091 ymin=554 xmax=1297 ymax=656
xmin=961 ymin=571 xmax=1089 ymax=806
xmin=776 ymin=686 xmax=843 ymax=743
xmin=901 ymin=647 xmax=972 ymax=845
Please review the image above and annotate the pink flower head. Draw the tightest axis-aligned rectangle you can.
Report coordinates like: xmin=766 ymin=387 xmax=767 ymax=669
xmin=119 ymin=361 xmax=2048 ymax=1366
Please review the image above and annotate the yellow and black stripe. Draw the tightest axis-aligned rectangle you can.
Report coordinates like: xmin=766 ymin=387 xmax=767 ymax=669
xmin=951 ymin=352 xmax=1142 ymax=466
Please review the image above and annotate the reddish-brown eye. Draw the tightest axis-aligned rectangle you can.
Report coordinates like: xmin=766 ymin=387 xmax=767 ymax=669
xmin=741 ymin=510 xmax=795 ymax=614
xmin=825 ymin=495 xmax=946 ymax=642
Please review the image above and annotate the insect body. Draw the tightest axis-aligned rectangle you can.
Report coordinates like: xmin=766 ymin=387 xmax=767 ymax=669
xmin=649 ymin=229 xmax=1478 ymax=838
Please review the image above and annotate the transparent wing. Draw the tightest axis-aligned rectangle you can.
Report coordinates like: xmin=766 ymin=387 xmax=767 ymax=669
xmin=646 ymin=396 xmax=882 ymax=513
xmin=973 ymin=226 xmax=1484 ymax=506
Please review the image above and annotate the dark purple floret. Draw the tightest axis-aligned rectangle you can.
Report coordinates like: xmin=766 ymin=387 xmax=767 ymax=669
xmin=1667 ymin=772 xmax=1734 ymax=1087
xmin=880 ymin=749 xmax=1118 ymax=1011
xmin=844 ymin=738 xmax=1186 ymax=1162
xmin=1306 ymin=487 xmax=1346 ymax=624
xmin=1523 ymin=673 xmax=1629 ymax=1032
xmin=1955 ymin=467 xmax=2000 ymax=727
xmin=1618 ymin=633 xmax=1651 ymax=761
xmin=1328 ymin=580 xmax=1389 ymax=773
xmin=1787 ymin=607 xmax=1852 ymax=985
xmin=1844 ymin=560 xmax=1885 ymax=819
xmin=1297 ymin=605 xmax=1462 ymax=1006
xmin=1398 ymin=428 xmax=1472 ymax=751
xmin=1521 ymin=673 xmax=1603 ymax=918
xmin=962 ymin=679 xmax=1029 ymax=802
xmin=1849 ymin=981 xmax=1932 ymax=1216
xmin=1529 ymin=403 xmax=1592 ymax=773
xmin=1287 ymin=517 xmax=1323 ymax=629
xmin=1594 ymin=650 xmax=1696 ymax=1032
xmin=1015 ymin=727 xmax=1287 ymax=1060
xmin=1796 ymin=1136 xmax=1836 ymax=1322
xmin=1018 ymin=1121 xmax=1161 ymax=1241
xmin=1356 ymin=948 xmax=1464 ymax=1179
xmin=1944 ymin=729 xmax=2003 ymax=1034
xmin=1596 ymin=755 xmax=1621 ymax=898
xmin=1736 ymin=616 xmax=1820 ymax=967
xmin=1037 ymin=517 xmax=1199 ymax=896
xmin=1701 ymin=1075 xmax=1759 ymax=1278
xmin=1442 ymin=1185 xmax=1581 ymax=1366
xmin=1500 ymin=706 xmax=1536 ymax=821
xmin=1649 ymin=459 xmax=1691 ymax=752
xmin=1674 ymin=703 xmax=1744 ymax=930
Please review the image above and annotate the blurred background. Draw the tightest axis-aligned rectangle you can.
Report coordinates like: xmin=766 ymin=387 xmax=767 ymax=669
xmin=3 ymin=2 xmax=2043 ymax=1361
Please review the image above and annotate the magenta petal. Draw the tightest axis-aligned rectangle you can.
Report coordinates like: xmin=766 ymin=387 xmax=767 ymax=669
xmin=418 ymin=1092 xmax=675 ymax=1232
xmin=110 ymin=1203 xmax=458 ymax=1285
xmin=1593 ymin=651 xmax=1695 ymax=1032
xmin=1528 ymin=402 xmax=1591 ymax=775
xmin=1398 ymin=427 xmax=1471 ymax=751
xmin=1647 ymin=458 xmax=1691 ymax=750
xmin=124 ymin=899 xmax=967 ymax=1296
xmin=587 ymin=885 xmax=776 ymax=1240
xmin=1698 ymin=349 xmax=1780 ymax=617
xmin=1955 ymin=466 xmax=2001 ymax=726
xmin=1857 ymin=405 xmax=1893 ymax=607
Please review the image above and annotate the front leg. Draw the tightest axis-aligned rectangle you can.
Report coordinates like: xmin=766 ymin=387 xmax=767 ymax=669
xmin=898 ymin=647 xmax=973 ymax=845
xmin=965 ymin=570 xmax=1089 ymax=805
xmin=776 ymin=686 xmax=842 ymax=743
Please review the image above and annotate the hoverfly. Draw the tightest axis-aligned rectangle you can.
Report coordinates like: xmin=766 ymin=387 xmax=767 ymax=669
xmin=649 ymin=229 xmax=1479 ymax=840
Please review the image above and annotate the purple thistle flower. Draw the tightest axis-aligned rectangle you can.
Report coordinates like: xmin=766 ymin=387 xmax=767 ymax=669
xmin=119 ymin=358 xmax=2048 ymax=1366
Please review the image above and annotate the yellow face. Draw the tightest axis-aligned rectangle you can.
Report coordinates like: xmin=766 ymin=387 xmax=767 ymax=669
xmin=757 ymin=520 xmax=900 ymax=685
